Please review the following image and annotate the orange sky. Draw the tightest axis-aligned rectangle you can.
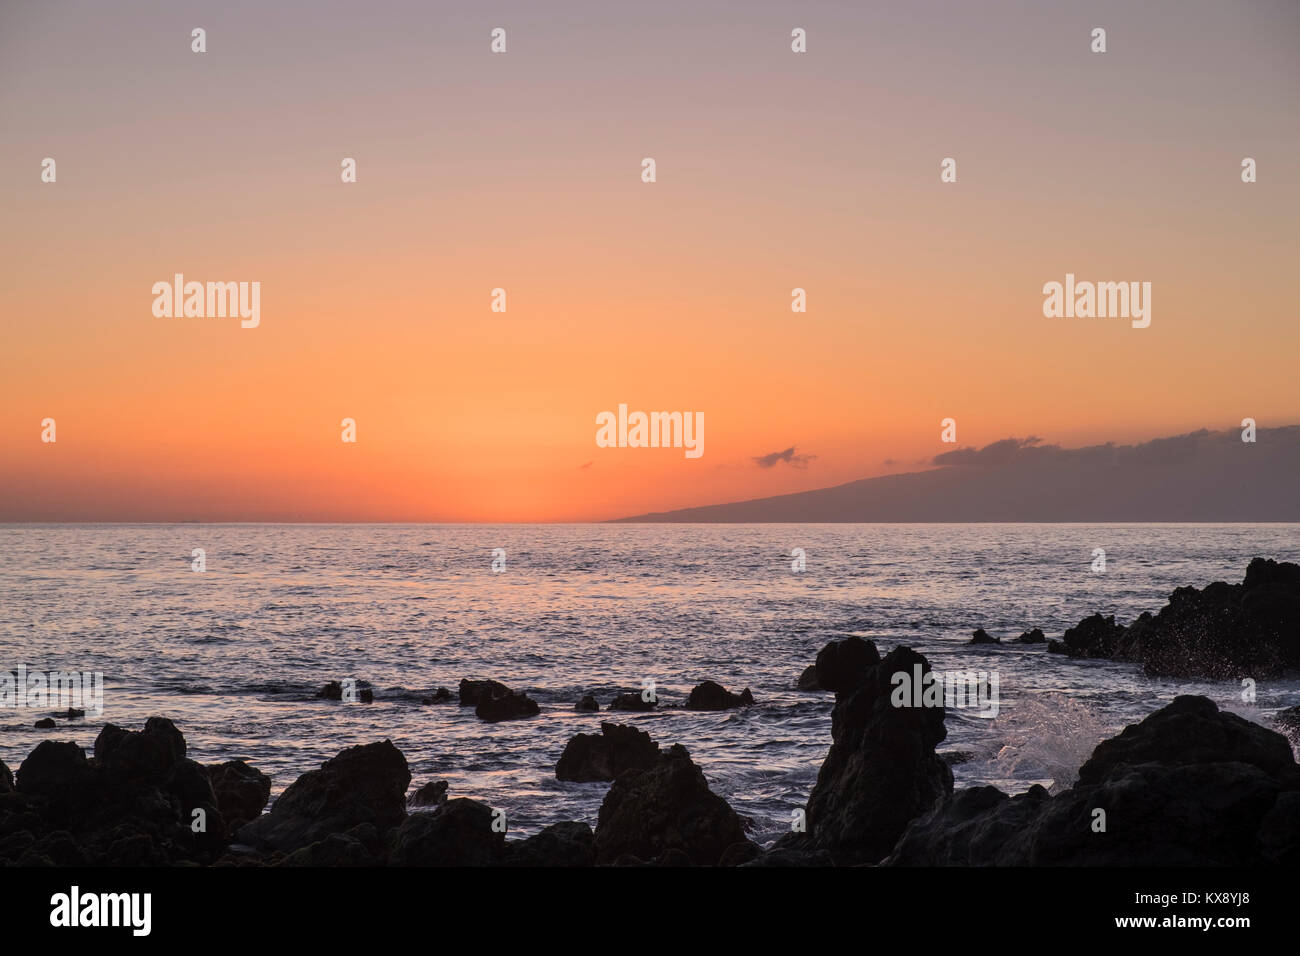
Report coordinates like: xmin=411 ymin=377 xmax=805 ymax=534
xmin=2 ymin=1 xmax=1298 ymax=521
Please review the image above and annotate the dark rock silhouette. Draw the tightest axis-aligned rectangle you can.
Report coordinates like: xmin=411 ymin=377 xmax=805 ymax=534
xmin=796 ymin=665 xmax=822 ymax=691
xmin=968 ymin=628 xmax=1000 ymax=645
xmin=776 ymin=641 xmax=952 ymax=865
xmin=10 ymin=718 xmax=226 ymax=866
xmin=594 ymin=744 xmax=745 ymax=866
xmin=575 ymin=694 xmax=600 ymax=711
xmin=421 ymin=688 xmax=453 ymax=704
xmin=203 ymin=759 xmax=271 ymax=836
xmin=389 ymin=798 xmax=506 ymax=866
xmin=1015 ymin=628 xmax=1046 ymax=644
xmin=1114 ymin=558 xmax=1300 ymax=677
xmin=281 ymin=823 xmax=383 ymax=866
xmin=33 ymin=718 xmax=55 ymax=729
xmin=317 ymin=680 xmax=373 ymax=703
xmin=609 ymin=692 xmax=655 ymax=712
xmin=685 ymin=680 xmax=754 ymax=710
xmin=1048 ymin=559 xmax=1300 ymax=678
xmin=236 ymin=740 xmax=409 ymax=854
xmin=1275 ymin=705 xmax=1300 ymax=736
xmin=476 ymin=690 xmax=539 ymax=722
xmin=885 ymin=696 xmax=1300 ymax=865
xmin=506 ymin=821 xmax=595 ymax=867
xmin=408 ymin=779 xmax=448 ymax=810
xmin=812 ymin=635 xmax=880 ymax=693
xmin=458 ymin=678 xmax=509 ymax=706
xmin=555 ymin=722 xmax=660 ymax=782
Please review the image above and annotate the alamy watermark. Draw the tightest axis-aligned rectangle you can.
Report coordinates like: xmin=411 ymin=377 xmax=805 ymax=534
xmin=890 ymin=664 xmax=999 ymax=717
xmin=595 ymin=404 xmax=704 ymax=458
xmin=1 ymin=666 xmax=104 ymax=717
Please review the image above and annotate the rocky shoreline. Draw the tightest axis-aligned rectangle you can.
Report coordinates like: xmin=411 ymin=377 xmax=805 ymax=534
xmin=3 ymin=557 xmax=1297 ymax=867
xmin=3 ymin=664 xmax=1298 ymax=866
xmin=968 ymin=557 xmax=1300 ymax=679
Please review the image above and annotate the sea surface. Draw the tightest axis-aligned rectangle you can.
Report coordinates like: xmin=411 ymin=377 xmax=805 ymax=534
xmin=2 ymin=523 xmax=1298 ymax=847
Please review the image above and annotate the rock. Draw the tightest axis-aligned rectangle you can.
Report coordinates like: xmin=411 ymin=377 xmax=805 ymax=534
xmin=1114 ymin=559 xmax=1300 ymax=677
xmin=421 ymin=688 xmax=453 ymax=704
xmin=236 ymin=740 xmax=410 ymax=854
xmin=12 ymin=717 xmax=227 ymax=866
xmin=813 ymin=635 xmax=881 ymax=693
xmin=885 ymin=696 xmax=1300 ymax=866
xmin=16 ymin=741 xmax=93 ymax=802
xmin=594 ymin=743 xmax=746 ymax=866
xmin=718 ymin=840 xmax=762 ymax=866
xmin=94 ymin=717 xmax=186 ymax=784
xmin=280 ymin=824 xmax=382 ymax=867
xmin=796 ymin=665 xmax=822 ymax=691
xmin=685 ymin=680 xmax=754 ymax=711
xmin=1076 ymin=694 xmax=1296 ymax=784
xmin=203 ymin=760 xmax=272 ymax=835
xmin=506 ymin=821 xmax=595 ymax=867
xmin=1060 ymin=613 xmax=1125 ymax=659
xmin=408 ymin=780 xmax=448 ymax=810
xmin=575 ymin=695 xmax=600 ymax=711
xmin=458 ymin=678 xmax=509 ymax=707
xmin=555 ymin=722 xmax=660 ymax=782
xmin=1052 ymin=559 xmax=1300 ymax=678
xmin=54 ymin=708 xmax=85 ymax=719
xmin=1015 ymin=628 xmax=1046 ymax=644
xmin=968 ymin=628 xmax=1000 ymax=645
xmin=1274 ymin=705 xmax=1300 ymax=736
xmin=779 ymin=642 xmax=953 ymax=865
xmin=0 ymin=758 xmax=12 ymax=793
xmin=389 ymin=798 xmax=506 ymax=866
xmin=317 ymin=680 xmax=373 ymax=703
xmin=741 ymin=847 xmax=835 ymax=867
xmin=609 ymin=692 xmax=655 ymax=712
xmin=33 ymin=718 xmax=55 ymax=729
xmin=475 ymin=690 xmax=539 ymax=722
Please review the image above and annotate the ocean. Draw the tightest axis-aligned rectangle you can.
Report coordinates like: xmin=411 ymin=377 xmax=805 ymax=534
xmin=2 ymin=523 xmax=1298 ymax=846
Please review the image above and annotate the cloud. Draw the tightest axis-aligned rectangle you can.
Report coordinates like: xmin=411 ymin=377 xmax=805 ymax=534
xmin=753 ymin=446 xmax=817 ymax=469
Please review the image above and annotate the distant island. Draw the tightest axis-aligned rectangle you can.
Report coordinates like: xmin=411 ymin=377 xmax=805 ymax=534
xmin=614 ymin=426 xmax=1300 ymax=522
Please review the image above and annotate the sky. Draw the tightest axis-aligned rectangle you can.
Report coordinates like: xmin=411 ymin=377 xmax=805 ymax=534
xmin=2 ymin=0 xmax=1298 ymax=521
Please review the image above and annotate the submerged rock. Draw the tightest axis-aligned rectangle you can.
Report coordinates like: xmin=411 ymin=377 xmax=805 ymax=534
xmin=33 ymin=718 xmax=55 ymax=729
xmin=575 ymin=695 xmax=600 ymax=711
xmin=555 ymin=722 xmax=660 ymax=782
xmin=685 ymin=680 xmax=754 ymax=711
xmin=968 ymin=629 xmax=1000 ymax=645
xmin=421 ymin=688 xmax=453 ymax=705
xmin=1014 ymin=628 xmax=1046 ymax=644
xmin=885 ymin=696 xmax=1300 ymax=866
xmin=594 ymin=743 xmax=746 ymax=866
xmin=609 ymin=692 xmax=655 ymax=712
xmin=317 ymin=680 xmax=374 ymax=703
